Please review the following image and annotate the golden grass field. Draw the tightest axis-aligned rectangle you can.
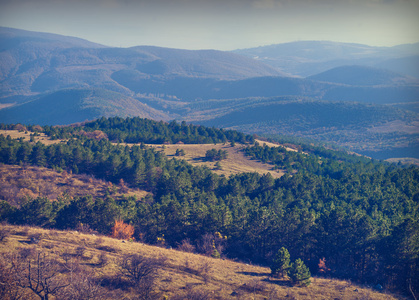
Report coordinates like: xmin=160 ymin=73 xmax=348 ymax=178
xmin=0 ymin=224 xmax=402 ymax=300
xmin=0 ymin=129 xmax=62 ymax=145
xmin=150 ymin=142 xmax=285 ymax=178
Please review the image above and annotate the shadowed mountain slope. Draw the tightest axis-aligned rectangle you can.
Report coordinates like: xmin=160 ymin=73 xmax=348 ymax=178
xmin=233 ymin=41 xmax=419 ymax=77
xmin=308 ymin=65 xmax=416 ymax=86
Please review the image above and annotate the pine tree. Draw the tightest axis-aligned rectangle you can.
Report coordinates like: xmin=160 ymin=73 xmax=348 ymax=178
xmin=289 ymin=258 xmax=311 ymax=287
xmin=270 ymin=247 xmax=291 ymax=278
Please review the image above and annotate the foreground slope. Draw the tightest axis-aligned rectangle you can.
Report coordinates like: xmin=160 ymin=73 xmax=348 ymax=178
xmin=0 ymin=224 xmax=401 ymax=300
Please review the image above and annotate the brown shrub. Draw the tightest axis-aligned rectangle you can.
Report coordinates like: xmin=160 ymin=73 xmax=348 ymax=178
xmin=197 ymin=259 xmax=213 ymax=284
xmin=96 ymin=252 xmax=109 ymax=267
xmin=0 ymin=226 xmax=10 ymax=242
xmin=240 ymin=279 xmax=268 ymax=294
xmin=14 ymin=124 xmax=27 ymax=132
xmin=75 ymin=222 xmax=97 ymax=234
xmin=111 ymin=220 xmax=134 ymax=240
xmin=177 ymin=238 xmax=196 ymax=253
xmin=96 ymin=245 xmax=117 ymax=253
xmin=59 ymin=267 xmax=109 ymax=300
xmin=32 ymin=125 xmax=43 ymax=132
xmin=75 ymin=246 xmax=86 ymax=258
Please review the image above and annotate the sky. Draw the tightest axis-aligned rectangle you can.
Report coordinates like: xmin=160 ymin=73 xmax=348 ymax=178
xmin=0 ymin=0 xmax=418 ymax=50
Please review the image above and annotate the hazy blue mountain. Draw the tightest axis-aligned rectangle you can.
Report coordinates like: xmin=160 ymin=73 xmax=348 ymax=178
xmin=308 ymin=65 xmax=417 ymax=86
xmin=0 ymin=88 xmax=168 ymax=125
xmin=0 ymin=28 xmax=418 ymax=159
xmin=0 ymin=27 xmax=283 ymax=97
xmin=376 ymin=55 xmax=419 ymax=79
xmin=233 ymin=41 xmax=419 ymax=77
xmin=131 ymin=46 xmax=288 ymax=79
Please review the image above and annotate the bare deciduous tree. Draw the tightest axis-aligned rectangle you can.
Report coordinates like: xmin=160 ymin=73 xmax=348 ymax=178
xmin=59 ymin=266 xmax=107 ymax=300
xmin=4 ymin=248 xmax=68 ymax=300
xmin=119 ymin=254 xmax=161 ymax=299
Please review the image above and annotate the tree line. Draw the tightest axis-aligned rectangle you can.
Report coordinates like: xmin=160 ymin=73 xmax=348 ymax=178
xmin=0 ymin=117 xmax=254 ymax=144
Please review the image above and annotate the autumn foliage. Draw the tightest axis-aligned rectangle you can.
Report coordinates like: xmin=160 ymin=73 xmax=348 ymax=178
xmin=111 ymin=220 xmax=134 ymax=240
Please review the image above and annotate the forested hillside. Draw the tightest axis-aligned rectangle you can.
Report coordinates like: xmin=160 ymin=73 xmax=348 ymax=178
xmin=0 ymin=117 xmax=418 ymax=298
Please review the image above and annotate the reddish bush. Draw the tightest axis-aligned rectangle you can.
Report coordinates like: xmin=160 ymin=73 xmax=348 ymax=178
xmin=111 ymin=220 xmax=134 ymax=240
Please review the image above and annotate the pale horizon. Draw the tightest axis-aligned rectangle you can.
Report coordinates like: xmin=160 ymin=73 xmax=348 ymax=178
xmin=1 ymin=0 xmax=419 ymax=51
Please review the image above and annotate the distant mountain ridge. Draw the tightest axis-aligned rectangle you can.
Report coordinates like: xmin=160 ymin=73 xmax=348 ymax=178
xmin=233 ymin=40 xmax=419 ymax=78
xmin=0 ymin=27 xmax=418 ymax=159
xmin=308 ymin=65 xmax=416 ymax=86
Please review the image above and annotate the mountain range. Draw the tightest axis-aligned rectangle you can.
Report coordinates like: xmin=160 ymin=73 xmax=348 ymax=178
xmin=0 ymin=27 xmax=418 ymax=159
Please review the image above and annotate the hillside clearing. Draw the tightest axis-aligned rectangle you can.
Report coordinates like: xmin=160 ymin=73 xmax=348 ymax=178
xmin=0 ymin=129 xmax=62 ymax=145
xmin=150 ymin=142 xmax=285 ymax=178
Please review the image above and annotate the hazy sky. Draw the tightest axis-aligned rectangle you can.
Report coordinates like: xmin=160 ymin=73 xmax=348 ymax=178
xmin=1 ymin=0 xmax=418 ymax=50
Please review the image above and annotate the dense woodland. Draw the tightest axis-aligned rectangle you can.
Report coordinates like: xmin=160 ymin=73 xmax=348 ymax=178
xmin=0 ymin=117 xmax=418 ymax=298
xmin=26 ymin=117 xmax=254 ymax=145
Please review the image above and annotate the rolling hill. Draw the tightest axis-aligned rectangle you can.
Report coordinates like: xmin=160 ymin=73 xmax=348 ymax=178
xmin=0 ymin=88 xmax=168 ymax=125
xmin=193 ymin=97 xmax=419 ymax=158
xmin=308 ymin=65 xmax=416 ymax=86
xmin=233 ymin=40 xmax=419 ymax=77
xmin=0 ymin=27 xmax=418 ymax=159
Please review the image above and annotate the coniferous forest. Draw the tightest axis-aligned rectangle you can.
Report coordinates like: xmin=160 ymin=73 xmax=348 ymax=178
xmin=0 ymin=117 xmax=418 ymax=297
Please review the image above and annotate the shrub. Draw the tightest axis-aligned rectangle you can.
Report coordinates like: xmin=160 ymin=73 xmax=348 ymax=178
xmin=175 ymin=149 xmax=185 ymax=156
xmin=240 ymin=279 xmax=268 ymax=294
xmin=75 ymin=246 xmax=86 ymax=259
xmin=197 ymin=259 xmax=212 ymax=284
xmin=111 ymin=220 xmax=134 ymax=240
xmin=205 ymin=149 xmax=228 ymax=161
xmin=0 ymin=226 xmax=10 ymax=242
xmin=177 ymin=239 xmax=196 ymax=253
xmin=211 ymin=249 xmax=220 ymax=259
xmin=97 ymin=252 xmax=109 ymax=267
xmin=2 ymin=248 xmax=67 ymax=299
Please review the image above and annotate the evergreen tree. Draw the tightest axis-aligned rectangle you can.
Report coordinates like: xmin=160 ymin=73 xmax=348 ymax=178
xmin=289 ymin=258 xmax=311 ymax=287
xmin=270 ymin=247 xmax=291 ymax=278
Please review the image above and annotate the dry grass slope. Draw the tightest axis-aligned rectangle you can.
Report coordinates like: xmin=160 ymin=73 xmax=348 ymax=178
xmin=0 ymin=224 xmax=402 ymax=300
xmin=150 ymin=141 xmax=285 ymax=178
xmin=0 ymin=164 xmax=148 ymax=205
xmin=0 ymin=129 xmax=62 ymax=145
